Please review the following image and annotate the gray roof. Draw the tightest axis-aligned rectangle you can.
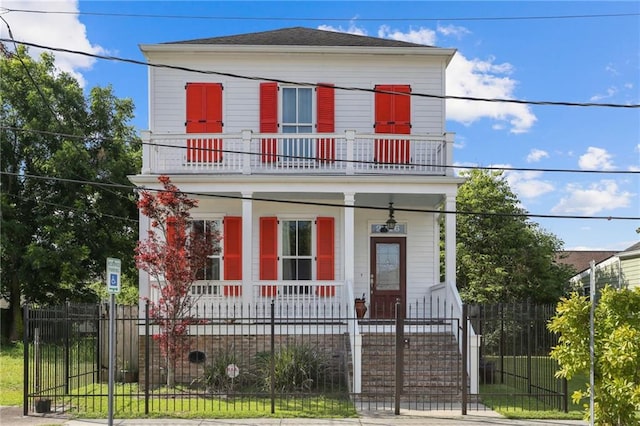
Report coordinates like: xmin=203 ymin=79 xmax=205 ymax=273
xmin=164 ymin=26 xmax=432 ymax=48
xmin=556 ymin=251 xmax=617 ymax=274
xmin=622 ymin=241 xmax=640 ymax=253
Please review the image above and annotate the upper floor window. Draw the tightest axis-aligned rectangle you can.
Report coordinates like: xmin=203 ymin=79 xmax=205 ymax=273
xmin=282 ymin=87 xmax=313 ymax=134
xmin=260 ymin=82 xmax=335 ymax=162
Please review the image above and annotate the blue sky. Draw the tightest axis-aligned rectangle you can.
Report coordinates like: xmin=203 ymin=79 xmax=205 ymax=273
xmin=2 ymin=1 xmax=639 ymax=251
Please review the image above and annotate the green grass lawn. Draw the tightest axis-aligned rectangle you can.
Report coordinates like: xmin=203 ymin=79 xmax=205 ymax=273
xmin=0 ymin=343 xmax=24 ymax=405
xmin=479 ymin=355 xmax=588 ymax=420
xmin=0 ymin=342 xmax=356 ymax=418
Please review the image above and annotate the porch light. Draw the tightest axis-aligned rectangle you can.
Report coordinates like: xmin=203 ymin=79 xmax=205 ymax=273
xmin=385 ymin=202 xmax=397 ymax=230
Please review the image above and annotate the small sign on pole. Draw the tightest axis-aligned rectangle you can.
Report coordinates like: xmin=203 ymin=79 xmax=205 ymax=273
xmin=106 ymin=257 xmax=121 ymax=426
xmin=226 ymin=363 xmax=240 ymax=379
xmin=106 ymin=257 xmax=121 ymax=294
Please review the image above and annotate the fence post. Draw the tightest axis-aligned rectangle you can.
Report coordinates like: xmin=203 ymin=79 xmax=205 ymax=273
xmin=394 ymin=299 xmax=404 ymax=416
xmin=144 ymin=301 xmax=150 ymax=415
xmin=270 ymin=299 xmax=275 ymax=414
xmin=562 ymin=377 xmax=568 ymax=413
xmin=526 ymin=302 xmax=532 ymax=395
xmin=64 ymin=300 xmax=70 ymax=395
xmin=462 ymin=304 xmax=468 ymax=415
xmin=499 ymin=304 xmax=504 ymax=384
xmin=23 ymin=304 xmax=30 ymax=416
xmin=95 ymin=304 xmax=101 ymax=384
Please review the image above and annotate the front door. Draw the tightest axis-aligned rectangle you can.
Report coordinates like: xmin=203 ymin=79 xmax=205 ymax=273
xmin=370 ymin=237 xmax=406 ymax=319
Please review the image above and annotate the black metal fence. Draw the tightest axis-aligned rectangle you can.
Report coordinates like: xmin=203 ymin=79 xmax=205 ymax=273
xmin=467 ymin=303 xmax=568 ymax=413
xmin=23 ymin=299 xmax=567 ymax=417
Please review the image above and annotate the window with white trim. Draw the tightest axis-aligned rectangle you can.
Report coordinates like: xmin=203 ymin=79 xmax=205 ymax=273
xmin=281 ymin=219 xmax=313 ymax=295
xmin=190 ymin=219 xmax=221 ymax=281
xmin=282 ymin=87 xmax=313 ymax=160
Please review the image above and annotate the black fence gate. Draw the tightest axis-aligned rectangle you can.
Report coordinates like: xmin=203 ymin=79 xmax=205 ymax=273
xmin=23 ymin=303 xmax=101 ymax=415
xmin=466 ymin=303 xmax=569 ymax=413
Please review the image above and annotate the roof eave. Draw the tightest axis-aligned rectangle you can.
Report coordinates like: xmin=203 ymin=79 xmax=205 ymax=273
xmin=139 ymin=43 xmax=456 ymax=60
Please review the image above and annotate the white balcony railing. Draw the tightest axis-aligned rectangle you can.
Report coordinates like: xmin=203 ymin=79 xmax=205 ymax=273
xmin=187 ymin=280 xmax=346 ymax=321
xmin=142 ymin=130 xmax=454 ymax=176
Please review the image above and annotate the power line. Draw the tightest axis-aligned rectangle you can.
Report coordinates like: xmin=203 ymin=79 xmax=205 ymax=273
xmin=3 ymin=38 xmax=639 ymax=109
xmin=4 ymin=126 xmax=639 ymax=175
xmin=3 ymin=170 xmax=639 ymax=222
xmin=5 ymin=192 xmax=139 ymax=223
xmin=0 ymin=18 xmax=135 ymax=202
xmin=2 ymin=7 xmax=638 ymax=22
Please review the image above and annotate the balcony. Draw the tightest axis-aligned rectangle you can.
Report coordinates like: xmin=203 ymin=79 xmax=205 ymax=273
xmin=142 ymin=130 xmax=454 ymax=176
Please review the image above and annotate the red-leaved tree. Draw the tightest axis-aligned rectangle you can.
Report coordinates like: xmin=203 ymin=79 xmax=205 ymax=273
xmin=135 ymin=175 xmax=219 ymax=387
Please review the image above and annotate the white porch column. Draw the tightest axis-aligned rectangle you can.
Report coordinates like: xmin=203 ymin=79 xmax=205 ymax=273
xmin=242 ymin=192 xmax=253 ymax=306
xmin=445 ymin=195 xmax=456 ymax=288
xmin=343 ymin=193 xmax=356 ymax=293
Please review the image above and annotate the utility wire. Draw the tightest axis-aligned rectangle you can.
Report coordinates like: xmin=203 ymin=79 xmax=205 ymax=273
xmin=0 ymin=19 xmax=135 ymax=202
xmin=5 ymin=192 xmax=139 ymax=223
xmin=3 ymin=38 xmax=639 ymax=109
xmin=2 ymin=7 xmax=639 ymax=22
xmin=3 ymin=170 xmax=639 ymax=222
xmin=4 ymin=126 xmax=639 ymax=175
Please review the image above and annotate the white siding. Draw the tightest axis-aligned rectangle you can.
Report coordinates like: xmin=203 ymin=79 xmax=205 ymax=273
xmin=187 ymin=198 xmax=435 ymax=298
xmin=621 ymin=255 xmax=640 ymax=289
xmin=147 ymin=52 xmax=447 ymax=135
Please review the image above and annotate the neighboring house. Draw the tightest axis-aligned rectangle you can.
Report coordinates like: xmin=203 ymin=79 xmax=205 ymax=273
xmin=557 ymin=242 xmax=640 ymax=292
xmin=130 ymin=27 xmax=474 ymax=393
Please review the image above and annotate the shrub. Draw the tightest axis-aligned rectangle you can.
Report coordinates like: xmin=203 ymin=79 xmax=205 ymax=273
xmin=255 ymin=344 xmax=329 ymax=393
xmin=548 ymin=286 xmax=640 ymax=425
xmin=193 ymin=350 xmax=239 ymax=393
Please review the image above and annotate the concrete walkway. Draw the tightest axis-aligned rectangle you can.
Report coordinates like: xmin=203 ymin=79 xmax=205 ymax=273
xmin=1 ymin=406 xmax=588 ymax=426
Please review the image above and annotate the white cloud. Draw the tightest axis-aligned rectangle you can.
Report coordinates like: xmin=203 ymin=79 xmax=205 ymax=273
xmin=0 ymin=0 xmax=105 ymax=87
xmin=317 ymin=20 xmax=367 ymax=36
xmin=320 ymin=23 xmax=536 ymax=133
xmin=445 ymin=53 xmax=537 ymax=133
xmin=590 ymin=86 xmax=618 ymax=102
xmin=526 ymin=149 xmax=549 ymax=163
xmin=436 ymin=24 xmax=471 ymax=39
xmin=551 ymin=180 xmax=633 ymax=215
xmin=578 ymin=147 xmax=616 ymax=170
xmin=378 ymin=25 xmax=436 ymax=46
xmin=504 ymin=169 xmax=555 ymax=199
xmin=605 ymin=63 xmax=619 ymax=76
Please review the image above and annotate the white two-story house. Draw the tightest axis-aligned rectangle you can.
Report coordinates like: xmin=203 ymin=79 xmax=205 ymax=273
xmin=130 ymin=27 xmax=475 ymax=394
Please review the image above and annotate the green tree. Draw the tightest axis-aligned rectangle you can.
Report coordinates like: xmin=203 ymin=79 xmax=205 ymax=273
xmin=455 ymin=169 xmax=572 ymax=304
xmin=549 ymin=286 xmax=640 ymax=425
xmin=1 ymin=45 xmax=140 ymax=340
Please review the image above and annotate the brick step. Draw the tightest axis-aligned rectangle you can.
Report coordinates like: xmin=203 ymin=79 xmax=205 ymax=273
xmin=360 ymin=332 xmax=462 ymax=400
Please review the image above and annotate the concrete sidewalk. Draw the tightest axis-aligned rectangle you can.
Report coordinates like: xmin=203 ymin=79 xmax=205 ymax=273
xmin=63 ymin=412 xmax=587 ymax=426
xmin=1 ymin=405 xmax=588 ymax=426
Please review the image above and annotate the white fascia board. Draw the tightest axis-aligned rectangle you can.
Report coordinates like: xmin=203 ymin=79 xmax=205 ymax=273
xmin=139 ymin=43 xmax=456 ymax=61
xmin=619 ymin=249 xmax=640 ymax=259
xmin=128 ymin=174 xmax=464 ymax=195
xmin=128 ymin=173 xmax=465 ymax=186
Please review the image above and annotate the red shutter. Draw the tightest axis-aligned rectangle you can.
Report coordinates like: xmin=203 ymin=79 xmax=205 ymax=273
xmin=374 ymin=84 xmax=411 ymax=164
xmin=260 ymin=82 xmax=278 ymax=163
xmin=259 ymin=217 xmax=278 ymax=280
xmin=186 ymin=83 xmax=223 ymax=163
xmin=223 ymin=216 xmax=242 ymax=280
xmin=316 ymin=84 xmax=335 ymax=162
xmin=315 ymin=217 xmax=335 ymax=297
xmin=166 ymin=216 xmax=178 ymax=246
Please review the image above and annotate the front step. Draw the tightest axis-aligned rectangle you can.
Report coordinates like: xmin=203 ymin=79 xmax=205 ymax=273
xmin=360 ymin=332 xmax=462 ymax=402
